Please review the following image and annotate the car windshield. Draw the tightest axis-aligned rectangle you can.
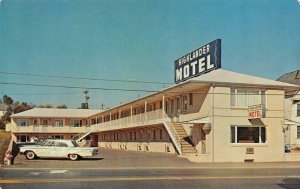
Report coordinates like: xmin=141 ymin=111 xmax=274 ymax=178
xmin=71 ymin=141 xmax=79 ymax=147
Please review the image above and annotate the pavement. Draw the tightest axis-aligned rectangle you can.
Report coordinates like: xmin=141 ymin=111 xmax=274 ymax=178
xmin=3 ymin=147 xmax=300 ymax=170
xmin=1 ymin=148 xmax=300 ymax=188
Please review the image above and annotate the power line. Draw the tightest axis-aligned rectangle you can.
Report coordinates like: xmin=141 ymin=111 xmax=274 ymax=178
xmin=0 ymin=80 xmax=300 ymax=96
xmin=0 ymin=71 xmax=173 ymax=85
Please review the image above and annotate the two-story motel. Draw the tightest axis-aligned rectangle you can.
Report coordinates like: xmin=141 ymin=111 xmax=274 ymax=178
xmin=6 ymin=39 xmax=300 ymax=162
xmin=6 ymin=108 xmax=103 ymax=143
xmin=89 ymin=69 xmax=299 ymax=162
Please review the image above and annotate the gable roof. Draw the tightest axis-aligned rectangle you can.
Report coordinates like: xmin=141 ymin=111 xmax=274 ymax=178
xmin=10 ymin=108 xmax=103 ymax=118
xmin=188 ymin=69 xmax=300 ymax=89
xmin=277 ymin=70 xmax=300 ymax=86
xmin=91 ymin=69 xmax=300 ymax=117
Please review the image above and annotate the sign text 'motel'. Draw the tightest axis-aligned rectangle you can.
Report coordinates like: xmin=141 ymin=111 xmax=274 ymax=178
xmin=174 ymin=39 xmax=221 ymax=83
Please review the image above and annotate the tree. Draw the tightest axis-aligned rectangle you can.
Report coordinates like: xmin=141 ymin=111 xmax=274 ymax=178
xmin=38 ymin=104 xmax=53 ymax=108
xmin=57 ymin=104 xmax=67 ymax=109
xmin=3 ymin=95 xmax=13 ymax=106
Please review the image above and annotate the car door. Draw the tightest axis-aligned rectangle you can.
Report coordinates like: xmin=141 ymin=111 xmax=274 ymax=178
xmin=53 ymin=141 xmax=69 ymax=157
xmin=36 ymin=141 xmax=56 ymax=157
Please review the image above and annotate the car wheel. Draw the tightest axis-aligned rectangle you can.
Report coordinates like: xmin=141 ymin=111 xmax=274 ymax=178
xmin=69 ymin=154 xmax=79 ymax=161
xmin=25 ymin=151 xmax=36 ymax=160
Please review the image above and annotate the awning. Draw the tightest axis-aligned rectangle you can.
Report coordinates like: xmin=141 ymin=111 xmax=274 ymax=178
xmin=185 ymin=117 xmax=210 ymax=124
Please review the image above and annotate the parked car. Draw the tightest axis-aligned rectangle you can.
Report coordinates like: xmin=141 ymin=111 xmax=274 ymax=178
xmin=19 ymin=139 xmax=98 ymax=161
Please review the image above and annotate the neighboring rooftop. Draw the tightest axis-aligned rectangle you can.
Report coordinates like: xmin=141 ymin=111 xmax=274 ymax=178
xmin=277 ymin=70 xmax=300 ymax=86
xmin=0 ymin=103 xmax=8 ymax=111
xmin=10 ymin=108 xmax=103 ymax=118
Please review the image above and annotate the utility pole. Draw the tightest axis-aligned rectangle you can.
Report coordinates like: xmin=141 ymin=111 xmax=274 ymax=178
xmin=81 ymin=89 xmax=90 ymax=109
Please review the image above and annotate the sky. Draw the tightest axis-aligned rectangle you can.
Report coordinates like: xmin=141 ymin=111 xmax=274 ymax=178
xmin=0 ymin=0 xmax=299 ymax=109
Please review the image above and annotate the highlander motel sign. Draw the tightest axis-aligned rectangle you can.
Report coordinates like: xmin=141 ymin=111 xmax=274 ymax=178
xmin=174 ymin=39 xmax=221 ymax=84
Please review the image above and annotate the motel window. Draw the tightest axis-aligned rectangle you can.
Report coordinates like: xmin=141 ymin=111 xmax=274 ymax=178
xmin=160 ymin=101 xmax=162 ymax=109
xmin=153 ymin=130 xmax=156 ymax=140
xmin=130 ymin=132 xmax=132 ymax=141
xmin=42 ymin=119 xmax=49 ymax=126
xmin=297 ymin=126 xmax=300 ymax=139
xmin=153 ymin=103 xmax=156 ymax=111
xmin=231 ymin=126 xmax=266 ymax=144
xmin=176 ymin=98 xmax=180 ymax=114
xmin=182 ymin=95 xmax=188 ymax=111
xmin=171 ymin=99 xmax=175 ymax=114
xmin=230 ymin=89 xmax=263 ymax=108
xmin=18 ymin=119 xmax=28 ymax=126
xmin=53 ymin=120 xmax=63 ymax=127
xmin=17 ymin=135 xmax=30 ymax=142
xmin=71 ymin=120 xmax=82 ymax=127
xmin=189 ymin=93 xmax=193 ymax=105
xmin=297 ymin=104 xmax=300 ymax=117
xmin=160 ymin=129 xmax=163 ymax=140
xmin=52 ymin=135 xmax=64 ymax=139
xmin=33 ymin=119 xmax=38 ymax=126
xmin=134 ymin=131 xmax=137 ymax=141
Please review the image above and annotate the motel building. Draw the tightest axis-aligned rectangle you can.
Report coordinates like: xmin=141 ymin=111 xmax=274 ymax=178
xmin=5 ymin=40 xmax=300 ymax=162
xmin=89 ymin=69 xmax=299 ymax=162
xmin=6 ymin=108 xmax=103 ymax=145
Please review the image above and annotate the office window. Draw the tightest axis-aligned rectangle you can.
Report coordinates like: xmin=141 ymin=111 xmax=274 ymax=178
xmin=230 ymin=89 xmax=263 ymax=107
xmin=182 ymin=95 xmax=188 ymax=111
xmin=297 ymin=104 xmax=300 ymax=117
xmin=18 ymin=119 xmax=28 ymax=126
xmin=297 ymin=126 xmax=300 ymax=139
xmin=189 ymin=93 xmax=193 ymax=105
xmin=53 ymin=120 xmax=63 ymax=127
xmin=231 ymin=126 xmax=266 ymax=143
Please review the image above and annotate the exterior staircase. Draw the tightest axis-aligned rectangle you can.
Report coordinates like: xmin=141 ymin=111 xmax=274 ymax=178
xmin=172 ymin=122 xmax=197 ymax=155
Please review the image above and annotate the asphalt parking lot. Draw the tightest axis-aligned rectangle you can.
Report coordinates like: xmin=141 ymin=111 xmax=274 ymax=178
xmin=10 ymin=147 xmax=196 ymax=169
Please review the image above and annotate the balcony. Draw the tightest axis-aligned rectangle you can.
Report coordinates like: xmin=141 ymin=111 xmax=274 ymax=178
xmin=91 ymin=109 xmax=170 ymax=132
xmin=6 ymin=124 xmax=91 ymax=133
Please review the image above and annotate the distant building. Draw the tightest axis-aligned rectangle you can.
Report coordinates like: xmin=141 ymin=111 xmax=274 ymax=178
xmin=277 ymin=70 xmax=300 ymax=149
xmin=6 ymin=108 xmax=103 ymax=143
xmin=0 ymin=103 xmax=8 ymax=117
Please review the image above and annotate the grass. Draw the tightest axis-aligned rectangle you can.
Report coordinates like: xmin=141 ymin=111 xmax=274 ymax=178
xmin=0 ymin=131 xmax=12 ymax=164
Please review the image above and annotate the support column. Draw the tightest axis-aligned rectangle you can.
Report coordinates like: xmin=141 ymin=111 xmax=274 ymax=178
xmin=144 ymin=101 xmax=147 ymax=123
xmin=130 ymin=106 xmax=133 ymax=124
xmin=119 ymin=109 xmax=122 ymax=126
xmin=162 ymin=95 xmax=165 ymax=118
xmin=110 ymin=113 xmax=112 ymax=127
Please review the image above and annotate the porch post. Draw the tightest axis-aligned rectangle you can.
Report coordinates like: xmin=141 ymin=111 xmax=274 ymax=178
xmin=130 ymin=106 xmax=133 ymax=124
xmin=162 ymin=95 xmax=165 ymax=119
xmin=110 ymin=112 xmax=112 ymax=127
xmin=144 ymin=101 xmax=147 ymax=123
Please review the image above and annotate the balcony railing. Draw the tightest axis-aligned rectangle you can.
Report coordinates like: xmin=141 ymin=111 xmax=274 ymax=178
xmin=6 ymin=124 xmax=91 ymax=133
xmin=91 ymin=109 xmax=169 ymax=132
xmin=91 ymin=109 xmax=182 ymax=154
